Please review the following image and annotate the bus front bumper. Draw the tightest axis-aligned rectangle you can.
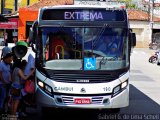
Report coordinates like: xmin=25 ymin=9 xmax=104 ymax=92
xmin=36 ymin=86 xmax=129 ymax=109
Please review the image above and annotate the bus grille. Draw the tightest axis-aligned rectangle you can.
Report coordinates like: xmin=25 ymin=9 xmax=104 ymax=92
xmin=61 ymin=96 xmax=103 ymax=105
xmin=45 ymin=71 xmax=117 ymax=83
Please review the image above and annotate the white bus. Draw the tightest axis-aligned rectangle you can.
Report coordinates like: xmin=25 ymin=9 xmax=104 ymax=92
xmin=29 ymin=1 xmax=136 ymax=113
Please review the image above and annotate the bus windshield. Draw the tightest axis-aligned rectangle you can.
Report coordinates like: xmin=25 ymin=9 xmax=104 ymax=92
xmin=40 ymin=27 xmax=129 ymax=70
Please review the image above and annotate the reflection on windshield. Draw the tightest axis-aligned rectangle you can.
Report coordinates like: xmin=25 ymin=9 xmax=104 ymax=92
xmin=41 ymin=27 xmax=128 ymax=70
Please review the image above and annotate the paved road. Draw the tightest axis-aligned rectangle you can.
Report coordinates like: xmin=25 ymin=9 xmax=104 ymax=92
xmin=120 ymin=48 xmax=160 ymax=118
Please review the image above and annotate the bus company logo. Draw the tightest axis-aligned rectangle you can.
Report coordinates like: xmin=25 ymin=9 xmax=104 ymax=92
xmin=80 ymin=88 xmax=86 ymax=93
xmin=76 ymin=80 xmax=90 ymax=83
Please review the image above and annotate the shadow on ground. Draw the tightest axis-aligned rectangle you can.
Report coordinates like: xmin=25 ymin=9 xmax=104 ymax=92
xmin=18 ymin=84 xmax=160 ymax=120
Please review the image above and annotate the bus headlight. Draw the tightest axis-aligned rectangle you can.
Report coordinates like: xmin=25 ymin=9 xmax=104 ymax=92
xmin=37 ymin=79 xmax=53 ymax=95
xmin=112 ymin=80 xmax=128 ymax=97
xmin=38 ymin=81 xmax=44 ymax=88
xmin=121 ymin=81 xmax=128 ymax=89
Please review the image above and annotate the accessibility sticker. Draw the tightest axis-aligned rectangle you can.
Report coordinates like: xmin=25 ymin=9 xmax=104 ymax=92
xmin=84 ymin=58 xmax=96 ymax=70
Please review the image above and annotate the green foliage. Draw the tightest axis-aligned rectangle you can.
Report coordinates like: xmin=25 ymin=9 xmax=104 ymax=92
xmin=119 ymin=0 xmax=132 ymax=3
xmin=126 ymin=3 xmax=136 ymax=9
xmin=119 ymin=0 xmax=136 ymax=9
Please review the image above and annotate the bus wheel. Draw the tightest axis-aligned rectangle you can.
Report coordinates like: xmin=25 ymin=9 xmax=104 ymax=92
xmin=110 ymin=108 xmax=120 ymax=113
xmin=41 ymin=107 xmax=51 ymax=118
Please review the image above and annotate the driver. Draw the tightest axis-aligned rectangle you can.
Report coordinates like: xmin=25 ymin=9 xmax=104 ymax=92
xmin=108 ymin=42 xmax=118 ymax=56
xmin=96 ymin=36 xmax=118 ymax=56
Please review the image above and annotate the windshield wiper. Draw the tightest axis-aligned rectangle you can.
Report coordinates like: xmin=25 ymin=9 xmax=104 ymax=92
xmin=92 ymin=24 xmax=107 ymax=48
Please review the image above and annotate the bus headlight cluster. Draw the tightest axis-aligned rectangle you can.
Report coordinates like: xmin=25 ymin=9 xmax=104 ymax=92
xmin=112 ymin=80 xmax=128 ymax=97
xmin=37 ymin=79 xmax=53 ymax=95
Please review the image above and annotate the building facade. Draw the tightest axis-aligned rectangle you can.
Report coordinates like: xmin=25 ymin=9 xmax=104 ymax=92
xmin=1 ymin=0 xmax=159 ymax=48
xmin=128 ymin=9 xmax=160 ymax=47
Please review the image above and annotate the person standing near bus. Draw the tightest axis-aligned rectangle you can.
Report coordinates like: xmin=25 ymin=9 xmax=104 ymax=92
xmin=0 ymin=53 xmax=13 ymax=114
xmin=11 ymin=60 xmax=35 ymax=117
xmin=0 ymin=42 xmax=11 ymax=61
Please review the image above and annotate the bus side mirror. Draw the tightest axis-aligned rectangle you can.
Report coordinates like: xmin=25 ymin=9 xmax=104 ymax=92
xmin=130 ymin=33 xmax=136 ymax=47
xmin=29 ymin=28 xmax=36 ymax=53
xmin=29 ymin=28 xmax=34 ymax=42
xmin=29 ymin=20 xmax=38 ymax=53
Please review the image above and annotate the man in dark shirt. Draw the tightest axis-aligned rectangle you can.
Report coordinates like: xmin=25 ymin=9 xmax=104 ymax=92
xmin=96 ymin=36 xmax=118 ymax=56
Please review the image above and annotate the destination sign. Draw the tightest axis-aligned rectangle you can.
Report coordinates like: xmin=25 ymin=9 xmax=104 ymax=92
xmin=42 ymin=9 xmax=125 ymax=21
xmin=64 ymin=11 xmax=103 ymax=20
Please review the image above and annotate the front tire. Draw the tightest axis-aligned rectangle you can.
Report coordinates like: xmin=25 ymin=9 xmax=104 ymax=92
xmin=152 ymin=45 xmax=158 ymax=50
xmin=102 ymin=108 xmax=120 ymax=113
xmin=149 ymin=56 xmax=157 ymax=63
xmin=110 ymin=108 xmax=120 ymax=113
xmin=41 ymin=107 xmax=53 ymax=119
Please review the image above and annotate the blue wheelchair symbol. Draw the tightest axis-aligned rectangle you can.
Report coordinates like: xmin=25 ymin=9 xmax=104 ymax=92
xmin=84 ymin=58 xmax=96 ymax=70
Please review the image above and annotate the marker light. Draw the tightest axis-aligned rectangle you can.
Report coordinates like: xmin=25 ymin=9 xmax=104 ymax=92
xmin=45 ymin=85 xmax=52 ymax=93
xmin=113 ymin=85 xmax=121 ymax=94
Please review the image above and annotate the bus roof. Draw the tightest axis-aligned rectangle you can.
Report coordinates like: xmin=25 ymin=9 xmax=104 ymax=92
xmin=40 ymin=4 xmax=126 ymax=11
xmin=41 ymin=5 xmax=110 ymax=10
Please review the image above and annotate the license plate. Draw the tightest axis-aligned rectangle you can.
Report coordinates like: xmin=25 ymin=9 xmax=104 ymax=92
xmin=74 ymin=98 xmax=91 ymax=104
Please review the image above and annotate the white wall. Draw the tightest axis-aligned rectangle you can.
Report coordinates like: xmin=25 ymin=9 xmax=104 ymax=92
xmin=129 ymin=20 xmax=152 ymax=47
